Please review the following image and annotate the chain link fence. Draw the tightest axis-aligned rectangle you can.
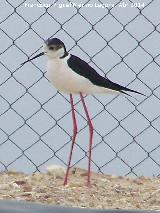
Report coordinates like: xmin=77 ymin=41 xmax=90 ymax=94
xmin=0 ymin=0 xmax=160 ymax=177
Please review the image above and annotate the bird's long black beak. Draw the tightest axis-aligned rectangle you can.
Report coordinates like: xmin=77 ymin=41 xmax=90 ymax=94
xmin=21 ymin=52 xmax=45 ymax=66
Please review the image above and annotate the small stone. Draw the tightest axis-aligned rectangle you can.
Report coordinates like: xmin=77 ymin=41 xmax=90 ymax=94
xmin=14 ymin=180 xmax=27 ymax=185
xmin=0 ymin=184 xmax=10 ymax=190
xmin=22 ymin=185 xmax=32 ymax=192
xmin=46 ymin=165 xmax=65 ymax=179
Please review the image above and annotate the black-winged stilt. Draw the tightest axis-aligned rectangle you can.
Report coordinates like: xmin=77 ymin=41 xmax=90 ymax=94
xmin=21 ymin=38 xmax=145 ymax=186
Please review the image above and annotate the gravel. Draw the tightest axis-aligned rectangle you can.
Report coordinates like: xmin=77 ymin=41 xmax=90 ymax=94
xmin=0 ymin=167 xmax=160 ymax=211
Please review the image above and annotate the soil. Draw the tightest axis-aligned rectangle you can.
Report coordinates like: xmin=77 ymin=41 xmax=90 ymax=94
xmin=0 ymin=166 xmax=160 ymax=211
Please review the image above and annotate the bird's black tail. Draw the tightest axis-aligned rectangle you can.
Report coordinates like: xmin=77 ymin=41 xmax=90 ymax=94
xmin=120 ymin=85 xmax=146 ymax=97
xmin=106 ymin=79 xmax=146 ymax=98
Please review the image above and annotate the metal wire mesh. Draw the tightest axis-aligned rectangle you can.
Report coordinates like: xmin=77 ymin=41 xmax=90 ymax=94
xmin=0 ymin=0 xmax=160 ymax=177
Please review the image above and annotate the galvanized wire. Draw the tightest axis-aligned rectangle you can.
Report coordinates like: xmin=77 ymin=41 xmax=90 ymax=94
xmin=0 ymin=0 xmax=160 ymax=177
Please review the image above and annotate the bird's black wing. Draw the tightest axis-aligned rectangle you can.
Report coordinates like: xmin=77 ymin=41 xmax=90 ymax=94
xmin=67 ymin=54 xmax=145 ymax=96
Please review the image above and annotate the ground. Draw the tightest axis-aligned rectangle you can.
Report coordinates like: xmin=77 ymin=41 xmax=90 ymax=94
xmin=0 ymin=167 xmax=160 ymax=211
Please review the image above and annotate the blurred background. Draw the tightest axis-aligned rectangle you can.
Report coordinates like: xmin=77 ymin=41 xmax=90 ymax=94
xmin=0 ymin=0 xmax=160 ymax=177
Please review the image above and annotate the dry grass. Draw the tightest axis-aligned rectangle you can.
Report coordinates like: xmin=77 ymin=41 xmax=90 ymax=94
xmin=0 ymin=167 xmax=160 ymax=211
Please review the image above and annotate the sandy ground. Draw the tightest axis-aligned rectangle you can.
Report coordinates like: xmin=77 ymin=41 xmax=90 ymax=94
xmin=0 ymin=167 xmax=160 ymax=211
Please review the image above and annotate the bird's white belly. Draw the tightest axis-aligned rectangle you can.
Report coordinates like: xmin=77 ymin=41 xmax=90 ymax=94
xmin=45 ymin=57 xmax=119 ymax=95
xmin=46 ymin=59 xmax=90 ymax=93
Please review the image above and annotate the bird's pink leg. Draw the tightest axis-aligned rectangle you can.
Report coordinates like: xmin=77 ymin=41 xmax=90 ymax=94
xmin=80 ymin=92 xmax=93 ymax=186
xmin=64 ymin=94 xmax=77 ymax=185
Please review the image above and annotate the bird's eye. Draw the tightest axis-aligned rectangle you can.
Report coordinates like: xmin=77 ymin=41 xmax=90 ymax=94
xmin=49 ymin=46 xmax=55 ymax=50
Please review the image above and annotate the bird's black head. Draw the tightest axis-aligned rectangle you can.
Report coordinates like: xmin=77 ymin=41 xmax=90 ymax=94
xmin=44 ymin=37 xmax=68 ymax=59
xmin=45 ymin=38 xmax=65 ymax=47
xmin=21 ymin=37 xmax=68 ymax=66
